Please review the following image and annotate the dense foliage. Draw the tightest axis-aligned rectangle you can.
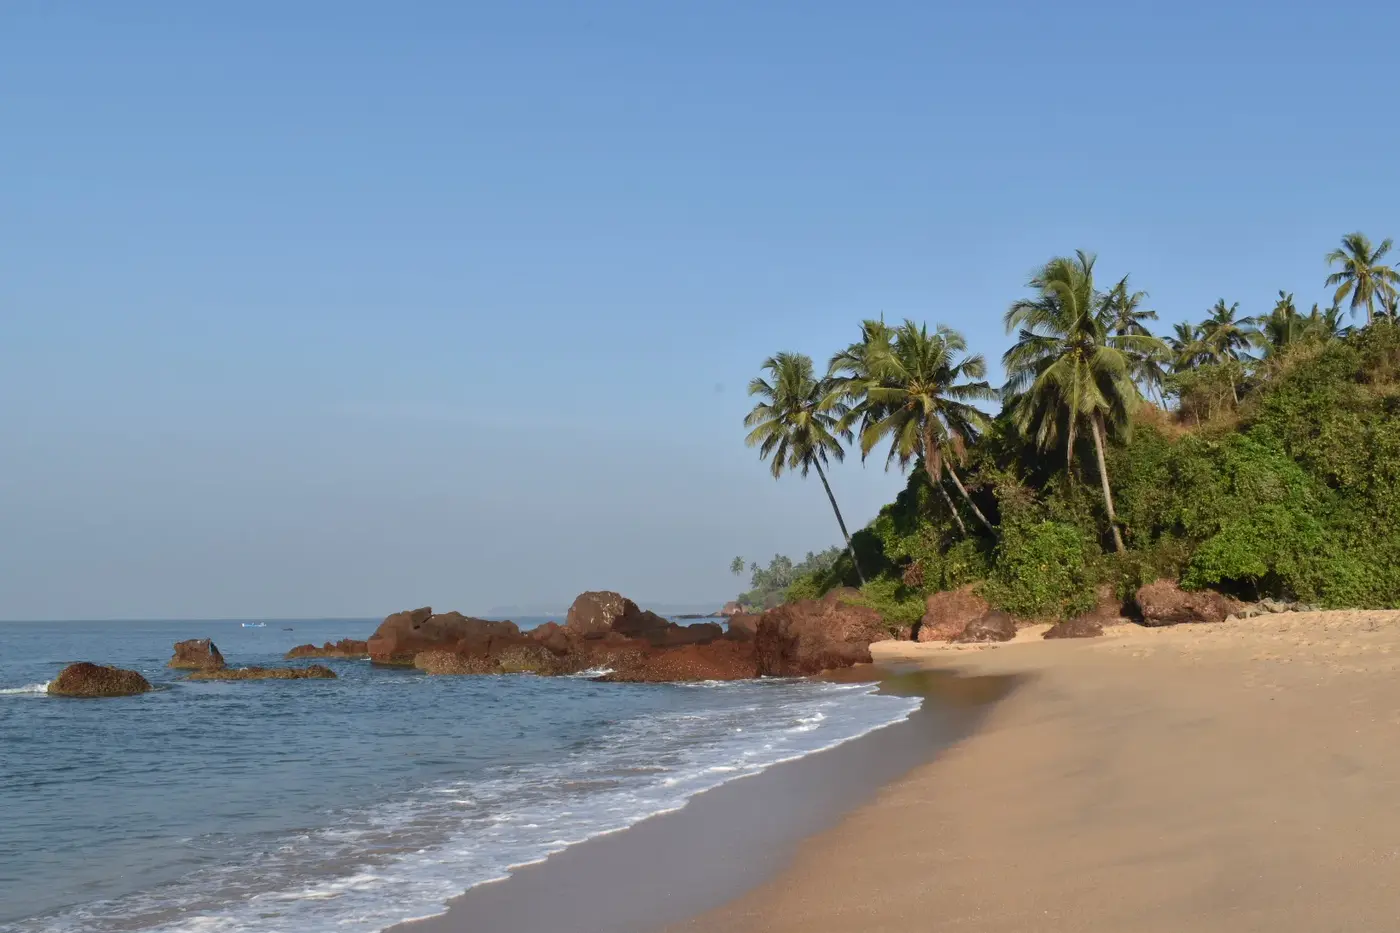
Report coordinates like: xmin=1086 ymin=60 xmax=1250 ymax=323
xmin=739 ymin=233 xmax=1400 ymax=622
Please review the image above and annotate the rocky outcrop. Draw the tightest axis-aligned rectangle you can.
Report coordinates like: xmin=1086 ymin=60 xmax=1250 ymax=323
xmin=1043 ymin=617 xmax=1104 ymax=639
xmin=721 ymin=601 xmax=745 ymax=617
xmin=414 ymin=644 xmax=568 ymax=676
xmin=48 ymin=662 xmax=152 ymax=697
xmin=168 ymin=638 xmax=225 ymax=670
xmin=367 ymin=608 xmax=521 ymax=665
xmin=953 ymin=610 xmax=1017 ymax=643
xmin=285 ymin=639 xmax=368 ymax=660
xmin=754 ymin=591 xmax=887 ymax=676
xmin=599 ymin=641 xmax=757 ymax=682
xmin=186 ymin=665 xmax=337 ymax=681
xmin=1135 ymin=580 xmax=1239 ymax=627
xmin=916 ymin=585 xmax=990 ymax=643
xmin=725 ymin=614 xmax=760 ymax=642
xmin=565 ymin=591 xmax=632 ymax=636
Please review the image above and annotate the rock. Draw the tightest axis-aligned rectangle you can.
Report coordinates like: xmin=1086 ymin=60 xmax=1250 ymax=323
xmin=754 ymin=591 xmax=887 ymax=676
xmin=565 ymin=591 xmax=633 ymax=637
xmin=414 ymin=650 xmax=499 ymax=675
xmin=527 ymin=621 xmax=573 ymax=655
xmin=1295 ymin=603 xmax=1322 ymax=613
xmin=721 ymin=601 xmax=745 ymax=617
xmin=168 ymin=638 xmax=225 ymax=670
xmin=1135 ymin=580 xmax=1239 ymax=627
xmin=367 ymin=608 xmax=520 ymax=665
xmin=285 ymin=639 xmax=369 ymax=659
xmin=1259 ymin=597 xmax=1293 ymax=614
xmin=186 ymin=665 xmax=337 ymax=681
xmin=48 ymin=662 xmax=152 ymax=697
xmin=1043 ymin=617 xmax=1104 ymax=639
xmin=724 ymin=614 xmax=760 ymax=642
xmin=916 ymin=585 xmax=990 ymax=643
xmin=954 ymin=610 xmax=1018 ymax=643
xmin=599 ymin=641 xmax=757 ymax=682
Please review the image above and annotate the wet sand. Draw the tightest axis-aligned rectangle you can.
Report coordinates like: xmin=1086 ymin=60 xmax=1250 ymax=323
xmin=394 ymin=668 xmax=1015 ymax=933
xmin=669 ymin=611 xmax=1400 ymax=933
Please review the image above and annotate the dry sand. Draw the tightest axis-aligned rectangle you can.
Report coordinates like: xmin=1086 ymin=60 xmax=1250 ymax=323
xmin=668 ymin=610 xmax=1400 ymax=933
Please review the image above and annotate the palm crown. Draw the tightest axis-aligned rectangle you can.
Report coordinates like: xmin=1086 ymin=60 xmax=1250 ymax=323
xmin=1326 ymin=232 xmax=1400 ymax=325
xmin=744 ymin=352 xmax=849 ymax=479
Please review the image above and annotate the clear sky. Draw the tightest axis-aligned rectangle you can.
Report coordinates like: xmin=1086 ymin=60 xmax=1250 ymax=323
xmin=3 ymin=1 xmax=1398 ymax=620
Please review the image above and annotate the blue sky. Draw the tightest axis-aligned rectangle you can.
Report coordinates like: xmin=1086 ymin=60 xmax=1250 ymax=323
xmin=3 ymin=1 xmax=1398 ymax=620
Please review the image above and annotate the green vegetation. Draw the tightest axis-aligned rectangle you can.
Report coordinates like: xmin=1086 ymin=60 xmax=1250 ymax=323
xmin=737 ymin=233 xmax=1400 ymax=621
xmin=729 ymin=549 xmax=844 ymax=609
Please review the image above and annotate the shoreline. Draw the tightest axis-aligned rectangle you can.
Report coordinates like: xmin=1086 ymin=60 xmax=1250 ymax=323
xmin=669 ymin=610 xmax=1400 ymax=932
xmin=391 ymin=665 xmax=1017 ymax=933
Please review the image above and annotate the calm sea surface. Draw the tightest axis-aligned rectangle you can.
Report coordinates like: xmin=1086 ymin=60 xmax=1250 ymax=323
xmin=0 ymin=618 xmax=918 ymax=933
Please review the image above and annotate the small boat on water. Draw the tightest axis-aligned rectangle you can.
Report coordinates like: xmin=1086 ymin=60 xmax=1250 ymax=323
xmin=241 ymin=622 xmax=266 ymax=629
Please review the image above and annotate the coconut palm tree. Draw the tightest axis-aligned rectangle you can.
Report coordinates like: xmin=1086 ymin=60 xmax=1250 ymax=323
xmin=853 ymin=320 xmax=998 ymax=536
xmin=1325 ymin=232 xmax=1400 ymax=326
xmin=1304 ymin=302 xmax=1350 ymax=341
xmin=1002 ymin=251 xmax=1163 ymax=552
xmin=1251 ymin=291 xmax=1306 ymax=358
xmin=744 ymin=352 xmax=866 ymax=584
xmin=1166 ymin=321 xmax=1208 ymax=373
xmin=1104 ymin=275 xmax=1166 ymax=403
xmin=1198 ymin=299 xmax=1254 ymax=402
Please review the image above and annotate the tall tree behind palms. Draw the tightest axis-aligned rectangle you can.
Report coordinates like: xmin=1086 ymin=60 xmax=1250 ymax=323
xmin=1325 ymin=232 xmax=1400 ymax=326
xmin=1104 ymin=275 xmax=1166 ymax=404
xmin=744 ymin=352 xmax=866 ymax=584
xmin=852 ymin=320 xmax=998 ymax=535
xmin=1003 ymin=251 xmax=1163 ymax=552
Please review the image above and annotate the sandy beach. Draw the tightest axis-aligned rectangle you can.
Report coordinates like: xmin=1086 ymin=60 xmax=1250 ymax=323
xmin=669 ymin=611 xmax=1400 ymax=933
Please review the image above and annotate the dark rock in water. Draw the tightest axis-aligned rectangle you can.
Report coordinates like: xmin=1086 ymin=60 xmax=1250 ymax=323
xmin=186 ymin=665 xmax=336 ymax=681
xmin=1135 ymin=580 xmax=1239 ymax=626
xmin=367 ymin=608 xmax=520 ymax=665
xmin=564 ymin=591 xmax=632 ymax=637
xmin=48 ymin=662 xmax=152 ymax=698
xmin=168 ymin=638 xmax=225 ymax=670
xmin=917 ymin=585 xmax=990 ymax=643
xmin=954 ymin=611 xmax=1017 ymax=643
xmin=1043 ymin=617 xmax=1104 ymax=639
xmin=285 ymin=639 xmax=369 ymax=660
xmin=753 ymin=591 xmax=887 ymax=676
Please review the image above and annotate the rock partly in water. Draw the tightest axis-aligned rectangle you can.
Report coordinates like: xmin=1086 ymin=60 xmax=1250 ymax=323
xmin=1043 ymin=617 xmax=1104 ymax=639
xmin=48 ymin=662 xmax=152 ymax=698
xmin=953 ymin=611 xmax=1017 ymax=643
xmin=564 ymin=591 xmax=632 ymax=637
xmin=168 ymin=638 xmax=225 ymax=670
xmin=1135 ymin=580 xmax=1239 ymax=627
xmin=916 ymin=585 xmax=990 ymax=643
xmin=754 ymin=591 xmax=887 ymax=676
xmin=186 ymin=665 xmax=337 ymax=681
xmin=367 ymin=608 xmax=521 ymax=665
xmin=598 ymin=641 xmax=758 ymax=682
xmin=285 ymin=639 xmax=369 ymax=660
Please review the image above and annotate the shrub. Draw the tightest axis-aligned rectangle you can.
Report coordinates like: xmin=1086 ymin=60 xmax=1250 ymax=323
xmin=982 ymin=518 xmax=1098 ymax=619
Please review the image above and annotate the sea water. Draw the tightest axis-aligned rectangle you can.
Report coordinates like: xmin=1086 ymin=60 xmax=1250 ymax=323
xmin=0 ymin=619 xmax=919 ymax=933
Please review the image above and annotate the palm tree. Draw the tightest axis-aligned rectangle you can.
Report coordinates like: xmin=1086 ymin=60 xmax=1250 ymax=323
xmin=1198 ymin=299 xmax=1254 ymax=402
xmin=1325 ymin=232 xmax=1400 ymax=326
xmin=852 ymin=320 xmax=998 ymax=536
xmin=1304 ymin=302 xmax=1350 ymax=341
xmin=1104 ymin=276 xmax=1166 ymax=403
xmin=1003 ymin=251 xmax=1163 ymax=552
xmin=729 ymin=556 xmax=746 ymax=577
xmin=1251 ymin=291 xmax=1306 ymax=358
xmin=744 ymin=352 xmax=866 ymax=584
xmin=1166 ymin=321 xmax=1208 ymax=373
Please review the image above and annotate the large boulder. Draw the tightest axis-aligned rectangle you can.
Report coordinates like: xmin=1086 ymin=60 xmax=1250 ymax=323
xmin=1135 ymin=580 xmax=1239 ymax=627
xmin=600 ymin=641 xmax=757 ymax=682
xmin=953 ymin=610 xmax=1017 ymax=643
xmin=285 ymin=639 xmax=369 ymax=659
xmin=916 ymin=585 xmax=990 ymax=643
xmin=367 ymin=608 xmax=520 ymax=664
xmin=725 ymin=614 xmax=760 ymax=642
xmin=754 ymin=591 xmax=887 ymax=676
xmin=168 ymin=638 xmax=225 ymax=670
xmin=565 ymin=591 xmax=633 ymax=637
xmin=48 ymin=662 xmax=152 ymax=697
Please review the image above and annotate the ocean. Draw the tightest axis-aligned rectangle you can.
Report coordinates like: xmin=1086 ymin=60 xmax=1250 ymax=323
xmin=0 ymin=618 xmax=920 ymax=933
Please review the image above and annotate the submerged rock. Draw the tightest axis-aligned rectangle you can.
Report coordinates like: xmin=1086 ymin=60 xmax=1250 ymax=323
xmin=186 ymin=665 xmax=336 ymax=681
xmin=168 ymin=638 xmax=225 ymax=670
xmin=954 ymin=611 xmax=1017 ymax=643
xmin=1135 ymin=580 xmax=1239 ymax=626
xmin=285 ymin=639 xmax=369 ymax=660
xmin=48 ymin=662 xmax=152 ymax=698
xmin=754 ymin=591 xmax=887 ymax=676
xmin=917 ymin=585 xmax=990 ymax=643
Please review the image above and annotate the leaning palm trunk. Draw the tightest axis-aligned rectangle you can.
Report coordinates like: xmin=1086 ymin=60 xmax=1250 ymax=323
xmin=935 ymin=480 xmax=968 ymax=536
xmin=1089 ymin=414 xmax=1126 ymax=553
xmin=945 ymin=466 xmax=994 ymax=534
xmin=813 ymin=461 xmax=866 ymax=585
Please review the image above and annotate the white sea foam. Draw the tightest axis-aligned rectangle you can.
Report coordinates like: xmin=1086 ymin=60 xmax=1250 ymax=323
xmin=6 ymin=680 xmax=919 ymax=933
xmin=0 ymin=681 xmax=49 ymax=696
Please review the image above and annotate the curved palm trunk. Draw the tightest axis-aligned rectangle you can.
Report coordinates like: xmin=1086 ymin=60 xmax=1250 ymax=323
xmin=813 ymin=460 xmax=866 ymax=586
xmin=1090 ymin=413 xmax=1126 ymax=553
xmin=935 ymin=480 xmax=968 ymax=536
xmin=945 ymin=467 xmax=994 ymax=534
